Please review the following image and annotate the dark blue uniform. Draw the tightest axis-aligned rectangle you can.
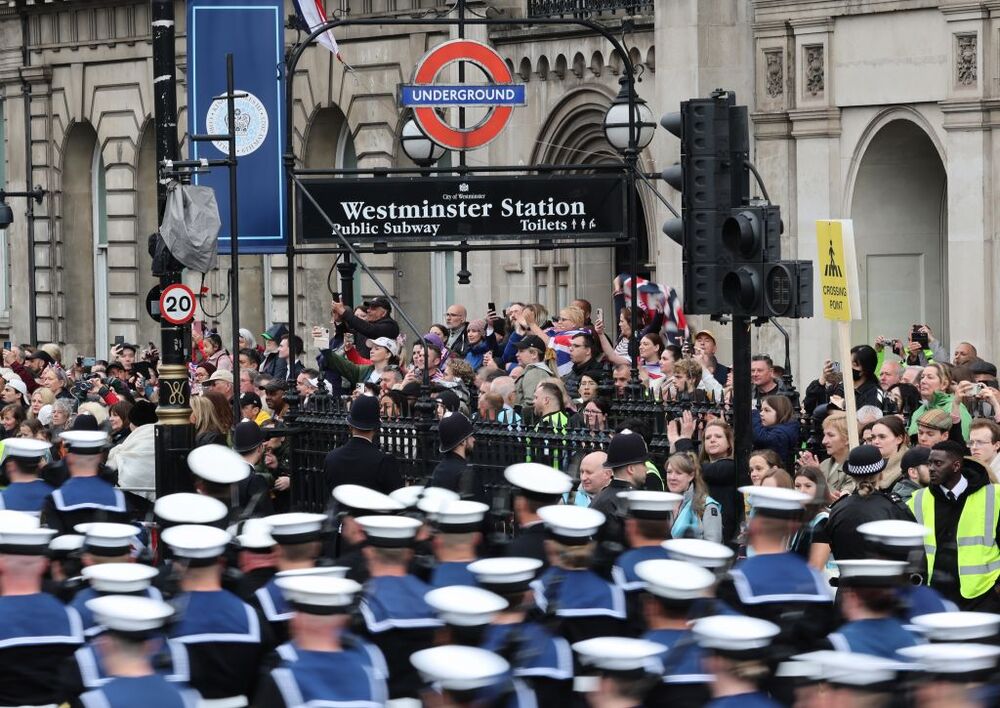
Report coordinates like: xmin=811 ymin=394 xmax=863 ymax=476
xmin=719 ymin=552 xmax=835 ymax=653
xmin=358 ymin=575 xmax=442 ymax=699
xmin=79 ymin=675 xmax=200 ymax=708
xmin=253 ymin=576 xmax=294 ymax=646
xmin=0 ymin=593 xmax=84 ymax=706
xmin=707 ymin=692 xmax=782 ymax=707
xmin=169 ymin=590 xmax=265 ymax=704
xmin=429 ymin=560 xmax=477 ymax=589
xmin=531 ymin=567 xmax=628 ymax=643
xmin=41 ymin=476 xmax=130 ymax=534
xmin=899 ymin=584 xmax=958 ymax=621
xmin=827 ymin=617 xmax=920 ymax=659
xmin=612 ymin=545 xmax=669 ymax=592
xmin=643 ymin=628 xmax=711 ymax=708
xmin=66 ymin=636 xmax=189 ymax=695
xmin=259 ymin=642 xmax=388 ymax=707
xmin=481 ymin=621 xmax=573 ymax=705
xmin=0 ymin=478 xmax=54 ymax=513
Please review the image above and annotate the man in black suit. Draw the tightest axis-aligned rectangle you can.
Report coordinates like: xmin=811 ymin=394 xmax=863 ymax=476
xmin=322 ymin=395 xmax=402 ymax=496
xmin=503 ymin=462 xmax=573 ymax=568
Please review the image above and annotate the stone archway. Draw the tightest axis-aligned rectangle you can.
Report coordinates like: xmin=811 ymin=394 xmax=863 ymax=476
xmin=849 ymin=118 xmax=947 ymax=346
xmin=531 ymin=87 xmax=652 ymax=314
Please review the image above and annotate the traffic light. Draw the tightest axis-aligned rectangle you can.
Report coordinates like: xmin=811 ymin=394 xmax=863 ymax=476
xmin=662 ymin=90 xmax=813 ymax=319
xmin=661 ymin=90 xmax=749 ymax=314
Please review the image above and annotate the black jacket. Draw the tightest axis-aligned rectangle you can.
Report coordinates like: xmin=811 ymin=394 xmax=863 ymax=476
xmin=561 ymin=358 xmax=606 ymax=399
xmin=430 ymin=452 xmax=486 ymax=504
xmin=506 ymin=521 xmax=548 ymax=568
xmin=260 ymin=352 xmax=287 ymax=381
xmin=322 ymin=436 xmax=403 ymax=496
xmin=341 ymin=311 xmax=400 ymax=357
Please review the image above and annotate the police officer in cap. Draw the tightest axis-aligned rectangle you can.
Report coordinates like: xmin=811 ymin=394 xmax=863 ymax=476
xmin=76 ymin=595 xmax=199 ymax=707
xmin=503 ymin=463 xmax=573 ymax=567
xmin=322 ymin=394 xmax=402 ymax=496
xmin=0 ymin=516 xmax=83 ymax=706
xmin=256 ymin=575 xmax=389 ymax=706
xmin=0 ymin=438 xmax=53 ymax=513
xmin=41 ymin=430 xmax=130 ymax=534
xmin=431 ymin=412 xmax=486 ymax=503
xmin=809 ymin=444 xmax=913 ymax=565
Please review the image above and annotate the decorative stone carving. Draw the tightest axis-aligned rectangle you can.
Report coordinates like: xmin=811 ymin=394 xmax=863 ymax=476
xmin=805 ymin=45 xmax=824 ymax=96
xmin=956 ymin=34 xmax=977 ymax=87
xmin=765 ymin=50 xmax=783 ymax=98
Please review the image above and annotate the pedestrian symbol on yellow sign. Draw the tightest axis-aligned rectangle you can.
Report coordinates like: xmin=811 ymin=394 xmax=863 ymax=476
xmin=824 ymin=239 xmax=843 ymax=279
xmin=815 ymin=220 xmax=860 ymax=322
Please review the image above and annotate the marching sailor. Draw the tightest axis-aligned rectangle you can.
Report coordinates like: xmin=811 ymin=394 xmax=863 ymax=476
xmin=41 ymin=430 xmax=129 ymax=534
xmin=0 ymin=438 xmax=54 ymax=514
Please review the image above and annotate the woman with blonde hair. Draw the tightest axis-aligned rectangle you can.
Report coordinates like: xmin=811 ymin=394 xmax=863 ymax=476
xmin=665 ymin=452 xmax=722 ymax=542
xmin=798 ymin=412 xmax=853 ymax=495
xmin=909 ymin=361 xmax=972 ymax=439
xmin=190 ymin=395 xmax=229 ymax=447
xmin=28 ymin=387 xmax=55 ymax=420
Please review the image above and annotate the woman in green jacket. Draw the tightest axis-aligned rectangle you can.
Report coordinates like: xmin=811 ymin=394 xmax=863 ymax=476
xmin=908 ymin=362 xmax=971 ymax=440
xmin=321 ymin=335 xmax=400 ymax=387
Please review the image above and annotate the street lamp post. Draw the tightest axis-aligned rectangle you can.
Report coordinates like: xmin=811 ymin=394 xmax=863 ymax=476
xmin=603 ymin=76 xmax=656 ymax=394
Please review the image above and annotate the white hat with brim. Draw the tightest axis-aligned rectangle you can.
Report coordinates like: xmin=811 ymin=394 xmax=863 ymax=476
xmin=467 ymin=557 xmax=543 ymax=593
xmin=154 ymin=493 xmax=228 ymax=525
xmin=909 ymin=611 xmax=1000 ymax=642
xmin=0 ymin=526 xmax=57 ymax=554
xmin=75 ymin=522 xmax=139 ymax=557
xmin=59 ymin=430 xmax=109 ymax=454
xmin=503 ymin=463 xmax=572 ymax=500
xmin=187 ymin=444 xmax=250 ymax=485
xmin=537 ymin=505 xmax=605 ymax=545
xmin=410 ymin=646 xmax=510 ymax=691
xmin=572 ymin=637 xmax=667 ymax=673
xmin=263 ymin=512 xmax=326 ymax=544
xmin=661 ymin=538 xmax=735 ymax=570
xmin=635 ymin=559 xmax=715 ymax=600
xmin=355 ymin=515 xmax=422 ymax=547
xmin=693 ymin=615 xmax=781 ymax=655
xmin=898 ymin=643 xmax=1000 ymax=676
xmin=332 ymin=484 xmax=405 ymax=515
xmin=86 ymin=595 xmax=174 ymax=635
xmin=425 ymin=585 xmax=508 ymax=627
xmin=275 ymin=575 xmax=362 ymax=614
xmin=160 ymin=524 xmax=231 ymax=560
xmin=82 ymin=563 xmax=158 ymax=593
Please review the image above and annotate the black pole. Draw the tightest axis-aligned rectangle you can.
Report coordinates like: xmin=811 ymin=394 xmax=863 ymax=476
xmin=225 ymin=54 xmax=242 ymax=425
xmin=152 ymin=0 xmax=194 ymax=496
xmin=732 ymin=315 xmax=752 ymax=485
xmin=337 ymin=255 xmax=356 ymax=307
xmin=18 ymin=71 xmax=38 ymax=345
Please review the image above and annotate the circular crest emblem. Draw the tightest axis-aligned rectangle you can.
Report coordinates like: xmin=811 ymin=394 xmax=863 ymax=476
xmin=205 ymin=90 xmax=269 ymax=157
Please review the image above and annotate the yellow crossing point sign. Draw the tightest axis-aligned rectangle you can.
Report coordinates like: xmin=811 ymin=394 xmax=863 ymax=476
xmin=816 ymin=220 xmax=861 ymax=321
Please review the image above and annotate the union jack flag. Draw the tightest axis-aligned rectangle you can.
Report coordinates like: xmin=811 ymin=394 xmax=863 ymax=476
xmin=292 ymin=0 xmax=343 ymax=61
xmin=621 ymin=275 xmax=689 ymax=347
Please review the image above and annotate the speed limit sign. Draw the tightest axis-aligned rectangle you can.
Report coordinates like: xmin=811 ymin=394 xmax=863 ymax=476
xmin=159 ymin=283 xmax=197 ymax=326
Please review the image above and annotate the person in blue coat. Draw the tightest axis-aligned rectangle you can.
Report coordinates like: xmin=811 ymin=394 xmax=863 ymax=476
xmin=255 ymin=574 xmax=388 ymax=707
xmin=824 ymin=559 xmax=920 ymax=659
xmin=572 ymin=636 xmax=668 ymax=708
xmin=0 ymin=438 xmax=54 ymax=514
xmin=41 ymin=431 xmax=130 ymax=534
xmin=751 ymin=395 xmax=801 ymax=468
xmin=692 ymin=615 xmax=784 ymax=708
xmin=427 ymin=500 xmax=489 ymax=589
xmin=354 ymin=514 xmax=443 ymax=700
xmin=78 ymin=595 xmax=201 ymax=708
xmin=716 ymin=486 xmax=835 ymax=655
xmin=636 ymin=558 xmax=717 ymax=708
xmin=0 ymin=523 xmax=84 ymax=707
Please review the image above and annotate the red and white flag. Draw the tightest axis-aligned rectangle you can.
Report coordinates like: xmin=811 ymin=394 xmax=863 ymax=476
xmin=293 ymin=0 xmax=342 ymax=61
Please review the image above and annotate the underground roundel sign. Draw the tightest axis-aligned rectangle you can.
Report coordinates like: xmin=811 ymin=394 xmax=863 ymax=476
xmin=401 ymin=40 xmax=525 ymax=151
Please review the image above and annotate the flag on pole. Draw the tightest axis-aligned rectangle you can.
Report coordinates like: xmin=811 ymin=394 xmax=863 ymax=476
xmin=293 ymin=0 xmax=342 ymax=61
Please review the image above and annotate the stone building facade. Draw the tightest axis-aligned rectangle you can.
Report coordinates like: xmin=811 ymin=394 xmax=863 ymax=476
xmin=0 ymin=0 xmax=995 ymax=375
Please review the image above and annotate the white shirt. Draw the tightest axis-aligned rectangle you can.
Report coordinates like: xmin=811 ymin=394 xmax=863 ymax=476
xmin=940 ymin=474 xmax=968 ymax=500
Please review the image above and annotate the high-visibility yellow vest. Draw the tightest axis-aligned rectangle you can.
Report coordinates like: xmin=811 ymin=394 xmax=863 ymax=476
xmin=908 ymin=484 xmax=1000 ymax=599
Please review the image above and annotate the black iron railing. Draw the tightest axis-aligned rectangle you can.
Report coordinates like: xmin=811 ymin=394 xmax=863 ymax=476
xmin=284 ymin=390 xmax=730 ymax=513
xmin=526 ymin=0 xmax=654 ymax=18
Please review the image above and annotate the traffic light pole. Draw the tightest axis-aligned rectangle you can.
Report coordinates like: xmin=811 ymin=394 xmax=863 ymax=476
xmin=152 ymin=0 xmax=194 ymax=496
xmin=731 ymin=315 xmax=752 ymax=486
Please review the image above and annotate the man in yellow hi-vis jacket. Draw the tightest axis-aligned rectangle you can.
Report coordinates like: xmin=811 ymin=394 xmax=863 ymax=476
xmin=908 ymin=440 xmax=1000 ymax=611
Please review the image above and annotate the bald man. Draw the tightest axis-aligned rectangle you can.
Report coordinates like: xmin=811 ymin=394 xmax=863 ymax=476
xmin=574 ymin=450 xmax=610 ymax=508
xmin=879 ymin=360 xmax=901 ymax=391
xmin=954 ymin=342 xmax=977 ymax=366
xmin=445 ymin=303 xmax=469 ymax=357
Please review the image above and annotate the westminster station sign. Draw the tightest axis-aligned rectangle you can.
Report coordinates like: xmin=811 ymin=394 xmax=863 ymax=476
xmin=296 ymin=175 xmax=626 ymax=244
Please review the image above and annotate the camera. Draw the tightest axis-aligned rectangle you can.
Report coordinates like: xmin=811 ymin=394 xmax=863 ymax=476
xmin=970 ymin=382 xmax=986 ymax=396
